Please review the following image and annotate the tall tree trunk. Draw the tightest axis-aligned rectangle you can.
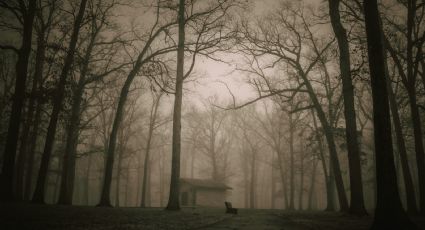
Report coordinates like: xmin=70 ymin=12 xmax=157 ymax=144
xmin=84 ymin=153 xmax=92 ymax=205
xmin=271 ymin=154 xmax=275 ymax=209
xmin=58 ymin=30 xmax=97 ymax=205
xmin=407 ymin=88 xmax=425 ymax=213
xmin=328 ymin=0 xmax=367 ymax=216
xmin=311 ymin=106 xmax=335 ymax=211
xmin=363 ymin=1 xmax=416 ymax=228
xmin=166 ymin=0 xmax=185 ymax=211
xmin=24 ymin=101 xmax=43 ymax=201
xmin=97 ymin=78 xmax=131 ymax=207
xmin=275 ymin=148 xmax=287 ymax=209
xmin=405 ymin=0 xmax=425 ymax=214
xmin=386 ymin=58 xmax=418 ymax=214
xmin=15 ymin=28 xmax=47 ymax=201
xmin=32 ymin=0 xmax=88 ymax=203
xmin=289 ymin=114 xmax=295 ymax=210
xmin=115 ymin=147 xmax=122 ymax=207
xmin=1 ymin=0 xmax=37 ymax=202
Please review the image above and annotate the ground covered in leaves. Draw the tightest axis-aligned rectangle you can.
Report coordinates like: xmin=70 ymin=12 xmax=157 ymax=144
xmin=1 ymin=203 xmax=425 ymax=230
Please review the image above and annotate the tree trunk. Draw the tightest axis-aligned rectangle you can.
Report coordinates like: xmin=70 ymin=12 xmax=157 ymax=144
xmin=328 ymin=0 xmax=367 ymax=216
xmin=1 ymin=0 xmax=37 ymax=202
xmin=24 ymin=101 xmax=43 ymax=201
xmin=298 ymin=148 xmax=304 ymax=210
xmin=307 ymin=159 xmax=318 ymax=210
xmin=166 ymin=0 xmax=185 ymax=211
xmin=32 ymin=0 xmax=88 ymax=204
xmin=386 ymin=58 xmax=418 ymax=214
xmin=15 ymin=28 xmax=47 ymax=201
xmin=311 ymin=109 xmax=335 ymax=211
xmin=289 ymin=114 xmax=295 ymax=210
xmin=115 ymin=147 xmax=122 ymax=207
xmin=84 ymin=153 xmax=92 ymax=205
xmin=249 ymin=150 xmax=256 ymax=209
xmin=405 ymin=0 xmax=425 ymax=214
xmin=141 ymin=94 xmax=161 ymax=207
xmin=308 ymin=97 xmax=343 ymax=212
xmin=407 ymin=88 xmax=425 ymax=213
xmin=363 ymin=1 xmax=416 ymax=228
xmin=58 ymin=30 xmax=97 ymax=205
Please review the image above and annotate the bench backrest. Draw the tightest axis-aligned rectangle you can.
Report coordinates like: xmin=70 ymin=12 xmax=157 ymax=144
xmin=225 ymin=201 xmax=233 ymax=209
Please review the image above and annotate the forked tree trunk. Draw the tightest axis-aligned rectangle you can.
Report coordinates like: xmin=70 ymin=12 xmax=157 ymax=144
xmin=166 ymin=0 xmax=185 ymax=211
xmin=328 ymin=0 xmax=367 ymax=216
xmin=363 ymin=1 xmax=416 ymax=228
xmin=32 ymin=0 xmax=88 ymax=204
xmin=1 ymin=0 xmax=37 ymax=202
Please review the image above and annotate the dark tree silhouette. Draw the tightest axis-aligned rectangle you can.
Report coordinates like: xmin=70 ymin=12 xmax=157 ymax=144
xmin=166 ymin=0 xmax=185 ymax=211
xmin=363 ymin=0 xmax=417 ymax=229
xmin=0 ymin=0 xmax=37 ymax=202
xmin=32 ymin=0 xmax=88 ymax=204
xmin=328 ymin=0 xmax=367 ymax=216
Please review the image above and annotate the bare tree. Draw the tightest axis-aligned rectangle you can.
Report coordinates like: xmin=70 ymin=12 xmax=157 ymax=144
xmin=32 ymin=0 xmax=88 ymax=203
xmin=328 ymin=0 xmax=366 ymax=216
xmin=363 ymin=0 xmax=416 ymax=228
xmin=0 ymin=0 xmax=37 ymax=201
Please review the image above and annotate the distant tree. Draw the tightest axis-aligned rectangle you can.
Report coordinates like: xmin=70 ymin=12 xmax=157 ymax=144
xmin=140 ymin=90 xmax=163 ymax=207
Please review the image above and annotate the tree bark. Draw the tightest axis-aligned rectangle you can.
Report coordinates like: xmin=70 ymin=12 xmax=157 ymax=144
xmin=32 ymin=0 xmax=88 ymax=204
xmin=363 ymin=1 xmax=416 ymax=228
xmin=166 ymin=0 xmax=185 ymax=211
xmin=328 ymin=0 xmax=367 ymax=216
xmin=1 ymin=0 xmax=37 ymax=202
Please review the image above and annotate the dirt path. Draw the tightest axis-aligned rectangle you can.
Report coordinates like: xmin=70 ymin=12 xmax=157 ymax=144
xmin=201 ymin=210 xmax=312 ymax=230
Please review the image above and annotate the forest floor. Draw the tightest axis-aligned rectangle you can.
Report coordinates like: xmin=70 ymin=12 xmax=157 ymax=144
xmin=1 ymin=203 xmax=425 ymax=230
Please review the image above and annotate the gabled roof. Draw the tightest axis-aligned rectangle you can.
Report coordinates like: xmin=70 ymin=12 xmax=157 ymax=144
xmin=180 ymin=178 xmax=232 ymax=190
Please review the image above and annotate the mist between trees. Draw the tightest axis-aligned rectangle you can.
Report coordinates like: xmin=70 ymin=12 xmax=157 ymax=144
xmin=0 ymin=0 xmax=424 ymax=229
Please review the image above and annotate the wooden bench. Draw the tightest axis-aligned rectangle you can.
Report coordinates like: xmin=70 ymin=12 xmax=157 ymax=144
xmin=225 ymin=201 xmax=237 ymax=214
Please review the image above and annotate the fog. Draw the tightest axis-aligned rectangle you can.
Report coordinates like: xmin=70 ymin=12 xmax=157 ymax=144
xmin=0 ymin=0 xmax=424 ymax=229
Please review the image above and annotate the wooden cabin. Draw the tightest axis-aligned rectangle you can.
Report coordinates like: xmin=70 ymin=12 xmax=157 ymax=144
xmin=179 ymin=178 xmax=232 ymax=207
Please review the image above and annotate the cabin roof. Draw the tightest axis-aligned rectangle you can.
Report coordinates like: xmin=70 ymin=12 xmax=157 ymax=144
xmin=180 ymin=178 xmax=232 ymax=190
